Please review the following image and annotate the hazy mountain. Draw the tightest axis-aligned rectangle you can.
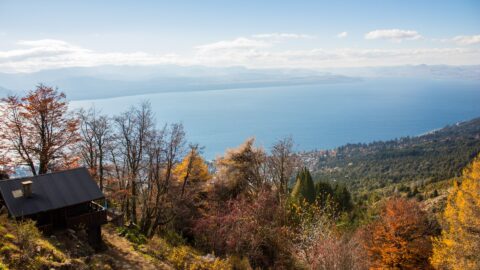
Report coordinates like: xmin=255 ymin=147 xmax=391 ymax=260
xmin=0 ymin=86 xmax=13 ymax=97
xmin=1 ymin=64 xmax=477 ymax=100
xmin=0 ymin=65 xmax=358 ymax=100
xmin=319 ymin=64 xmax=480 ymax=81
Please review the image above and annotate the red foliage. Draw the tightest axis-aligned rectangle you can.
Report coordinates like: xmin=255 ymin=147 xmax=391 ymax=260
xmin=0 ymin=85 xmax=79 ymax=175
xmin=193 ymin=189 xmax=294 ymax=268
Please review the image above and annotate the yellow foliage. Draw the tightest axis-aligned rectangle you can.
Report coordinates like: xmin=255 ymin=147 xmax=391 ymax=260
xmin=167 ymin=246 xmax=191 ymax=269
xmin=2 ymin=234 xmax=15 ymax=242
xmin=173 ymin=148 xmax=211 ymax=183
xmin=35 ymin=239 xmax=67 ymax=263
xmin=144 ymin=236 xmax=233 ymax=269
xmin=431 ymin=156 xmax=480 ymax=270
xmin=0 ymin=260 xmax=8 ymax=270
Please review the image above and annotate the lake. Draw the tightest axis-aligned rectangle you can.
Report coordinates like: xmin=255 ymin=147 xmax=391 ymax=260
xmin=70 ymin=78 xmax=480 ymax=159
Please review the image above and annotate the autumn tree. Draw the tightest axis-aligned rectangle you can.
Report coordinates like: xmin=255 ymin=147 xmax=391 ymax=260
xmin=170 ymin=144 xmax=210 ymax=237
xmin=431 ymin=156 xmax=480 ymax=270
xmin=0 ymin=84 xmax=79 ymax=175
xmin=215 ymin=138 xmax=266 ymax=199
xmin=364 ymin=197 xmax=436 ymax=269
xmin=173 ymin=144 xmax=211 ymax=197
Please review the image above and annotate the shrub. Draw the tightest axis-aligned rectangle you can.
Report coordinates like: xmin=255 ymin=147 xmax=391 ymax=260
xmin=226 ymin=256 xmax=252 ymax=270
xmin=194 ymin=189 xmax=295 ymax=269
xmin=2 ymin=234 xmax=15 ymax=242
xmin=167 ymin=246 xmax=191 ymax=269
xmin=142 ymin=235 xmax=234 ymax=270
xmin=35 ymin=239 xmax=67 ymax=263
xmin=0 ymin=243 xmax=19 ymax=257
xmin=0 ymin=260 xmax=8 ymax=270
xmin=117 ymin=225 xmax=147 ymax=245
xmin=161 ymin=229 xmax=186 ymax=246
xmin=14 ymin=220 xmax=40 ymax=252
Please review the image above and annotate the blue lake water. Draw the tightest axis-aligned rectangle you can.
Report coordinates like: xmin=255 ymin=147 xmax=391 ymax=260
xmin=70 ymin=78 xmax=480 ymax=159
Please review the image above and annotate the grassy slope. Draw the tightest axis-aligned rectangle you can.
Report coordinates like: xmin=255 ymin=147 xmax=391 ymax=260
xmin=0 ymin=215 xmax=232 ymax=270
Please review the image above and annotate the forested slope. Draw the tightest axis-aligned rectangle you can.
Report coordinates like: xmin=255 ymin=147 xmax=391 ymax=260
xmin=302 ymin=117 xmax=480 ymax=192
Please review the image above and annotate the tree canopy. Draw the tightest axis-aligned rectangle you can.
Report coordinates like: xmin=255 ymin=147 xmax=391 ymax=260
xmin=0 ymin=85 xmax=79 ymax=175
xmin=431 ymin=155 xmax=480 ymax=270
xmin=291 ymin=167 xmax=316 ymax=204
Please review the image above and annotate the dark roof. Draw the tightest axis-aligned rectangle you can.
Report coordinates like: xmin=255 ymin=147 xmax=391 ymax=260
xmin=0 ymin=167 xmax=104 ymax=218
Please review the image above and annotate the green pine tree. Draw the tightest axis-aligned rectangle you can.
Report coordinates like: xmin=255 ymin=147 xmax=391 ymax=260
xmin=315 ymin=181 xmax=334 ymax=207
xmin=291 ymin=167 xmax=316 ymax=204
xmin=333 ymin=184 xmax=353 ymax=212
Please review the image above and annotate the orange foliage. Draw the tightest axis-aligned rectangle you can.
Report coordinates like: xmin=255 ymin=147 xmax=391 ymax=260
xmin=365 ymin=197 xmax=436 ymax=269
xmin=0 ymin=84 xmax=79 ymax=175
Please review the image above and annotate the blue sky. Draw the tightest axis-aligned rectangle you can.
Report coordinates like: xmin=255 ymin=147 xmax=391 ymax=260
xmin=0 ymin=0 xmax=479 ymax=72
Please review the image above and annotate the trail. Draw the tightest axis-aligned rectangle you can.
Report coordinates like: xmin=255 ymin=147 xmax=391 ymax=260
xmin=102 ymin=227 xmax=173 ymax=270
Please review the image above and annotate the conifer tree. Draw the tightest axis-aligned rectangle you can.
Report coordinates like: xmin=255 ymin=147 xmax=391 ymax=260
xmin=431 ymin=156 xmax=480 ymax=270
xmin=291 ymin=167 xmax=316 ymax=204
xmin=333 ymin=184 xmax=353 ymax=212
xmin=315 ymin=181 xmax=334 ymax=207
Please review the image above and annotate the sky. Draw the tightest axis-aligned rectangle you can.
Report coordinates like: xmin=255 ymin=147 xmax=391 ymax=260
xmin=0 ymin=0 xmax=479 ymax=72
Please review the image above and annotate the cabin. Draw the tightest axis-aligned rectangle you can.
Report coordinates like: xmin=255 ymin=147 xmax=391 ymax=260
xmin=0 ymin=167 xmax=107 ymax=248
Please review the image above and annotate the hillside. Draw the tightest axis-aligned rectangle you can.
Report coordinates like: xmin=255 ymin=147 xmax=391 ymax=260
xmin=0 ymin=214 xmax=237 ymax=270
xmin=1 ymin=86 xmax=479 ymax=269
xmin=302 ymin=117 xmax=480 ymax=192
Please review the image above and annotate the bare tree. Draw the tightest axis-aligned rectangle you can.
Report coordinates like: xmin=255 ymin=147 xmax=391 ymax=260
xmin=78 ymin=107 xmax=111 ymax=191
xmin=146 ymin=123 xmax=185 ymax=236
xmin=78 ymin=109 xmax=98 ymax=176
xmin=139 ymin=125 xmax=167 ymax=235
xmin=268 ymin=137 xmax=298 ymax=198
xmin=114 ymin=102 xmax=154 ymax=224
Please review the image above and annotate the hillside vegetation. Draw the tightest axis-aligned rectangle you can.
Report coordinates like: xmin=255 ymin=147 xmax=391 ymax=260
xmin=1 ymin=85 xmax=479 ymax=269
xmin=0 ymin=215 xmax=235 ymax=270
xmin=303 ymin=117 xmax=480 ymax=192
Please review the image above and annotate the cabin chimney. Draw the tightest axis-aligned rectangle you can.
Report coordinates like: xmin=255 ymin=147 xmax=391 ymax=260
xmin=22 ymin=181 xmax=33 ymax=198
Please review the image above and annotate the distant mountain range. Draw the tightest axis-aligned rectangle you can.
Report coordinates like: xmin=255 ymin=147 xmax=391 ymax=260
xmin=0 ymin=64 xmax=478 ymax=100
xmin=319 ymin=64 xmax=480 ymax=81
xmin=0 ymin=65 xmax=357 ymax=100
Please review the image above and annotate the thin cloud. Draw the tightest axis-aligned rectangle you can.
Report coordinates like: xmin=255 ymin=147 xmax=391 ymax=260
xmin=195 ymin=37 xmax=270 ymax=52
xmin=1 ymin=38 xmax=480 ymax=72
xmin=365 ymin=29 xmax=421 ymax=41
xmin=336 ymin=32 xmax=348 ymax=38
xmin=0 ymin=39 xmax=185 ymax=72
xmin=252 ymin=33 xmax=314 ymax=39
xmin=452 ymin=35 xmax=480 ymax=45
